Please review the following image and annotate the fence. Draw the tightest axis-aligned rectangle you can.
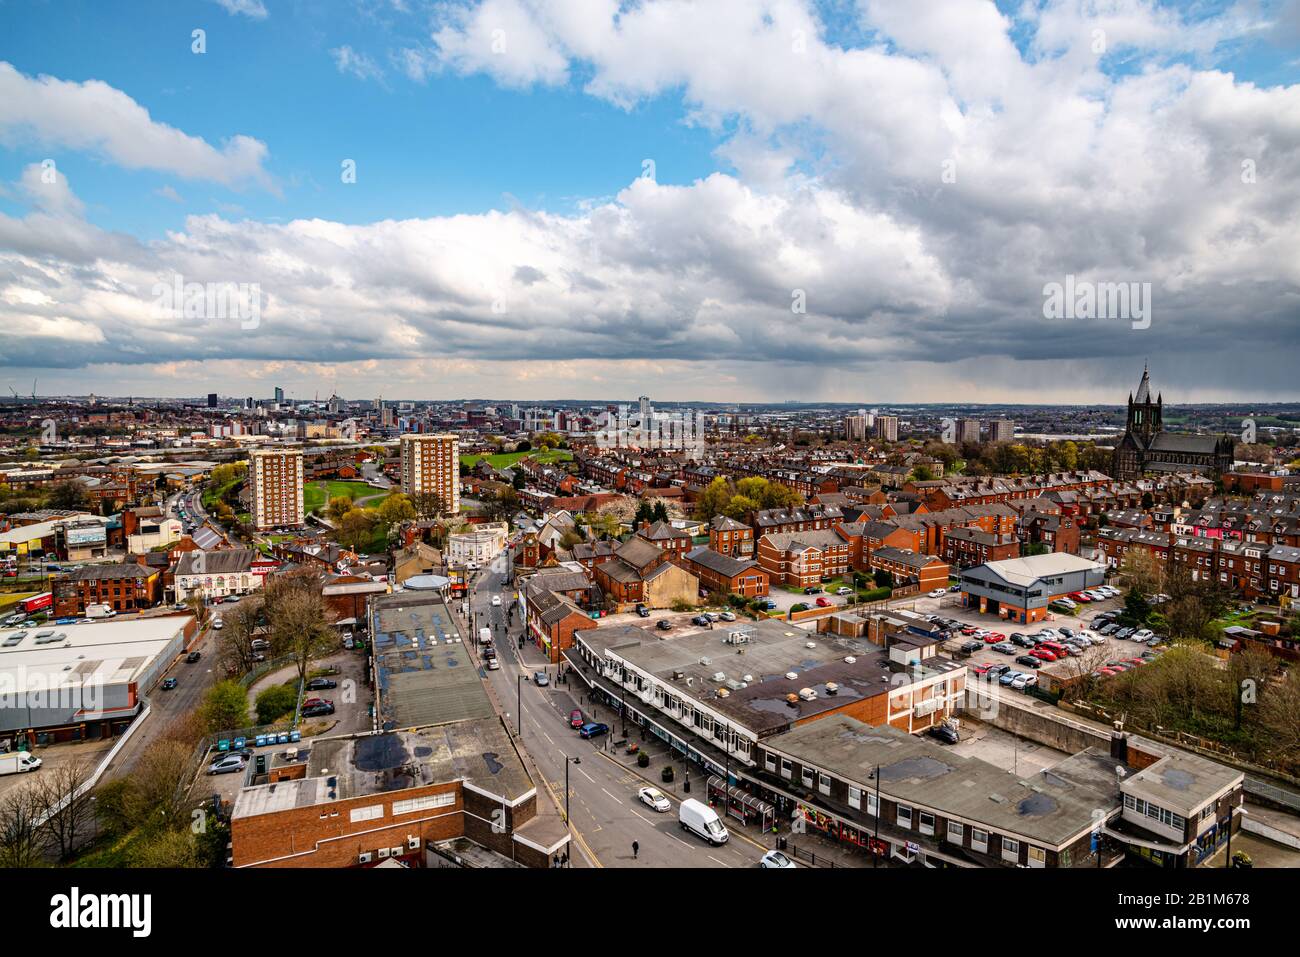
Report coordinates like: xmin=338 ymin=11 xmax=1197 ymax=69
xmin=787 ymin=842 xmax=841 ymax=868
xmin=32 ymin=703 xmax=154 ymax=829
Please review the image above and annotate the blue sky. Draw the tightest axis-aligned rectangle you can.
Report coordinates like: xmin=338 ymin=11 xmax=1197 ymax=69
xmin=0 ymin=0 xmax=1297 ymax=403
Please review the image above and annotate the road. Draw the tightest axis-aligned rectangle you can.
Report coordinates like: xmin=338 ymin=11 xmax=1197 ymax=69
xmin=468 ymin=553 xmax=767 ymax=868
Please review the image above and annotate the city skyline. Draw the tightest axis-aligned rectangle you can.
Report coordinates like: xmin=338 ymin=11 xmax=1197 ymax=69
xmin=1 ymin=1 xmax=1298 ymax=403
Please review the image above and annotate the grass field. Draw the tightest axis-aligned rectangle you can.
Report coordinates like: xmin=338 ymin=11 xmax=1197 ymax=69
xmin=304 ymin=480 xmax=390 ymax=514
xmin=459 ymin=448 xmax=572 ymax=470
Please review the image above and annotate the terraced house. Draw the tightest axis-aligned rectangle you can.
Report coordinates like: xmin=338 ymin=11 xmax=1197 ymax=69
xmin=757 ymin=527 xmax=851 ymax=588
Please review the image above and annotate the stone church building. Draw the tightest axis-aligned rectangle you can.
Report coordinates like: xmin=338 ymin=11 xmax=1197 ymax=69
xmin=1111 ymin=366 xmax=1234 ymax=480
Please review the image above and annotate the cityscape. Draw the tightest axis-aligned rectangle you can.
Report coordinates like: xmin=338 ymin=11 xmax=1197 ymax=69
xmin=1 ymin=0 xmax=1297 ymax=935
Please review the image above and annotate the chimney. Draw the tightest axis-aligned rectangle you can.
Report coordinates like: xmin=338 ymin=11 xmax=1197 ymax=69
xmin=1109 ymin=726 xmax=1128 ymax=761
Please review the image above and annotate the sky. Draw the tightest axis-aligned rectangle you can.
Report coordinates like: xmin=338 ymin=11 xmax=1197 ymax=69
xmin=0 ymin=0 xmax=1298 ymax=405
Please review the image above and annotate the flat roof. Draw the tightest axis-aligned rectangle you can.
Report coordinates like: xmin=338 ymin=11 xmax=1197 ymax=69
xmin=233 ymin=720 xmax=532 ymax=820
xmin=768 ymin=715 xmax=1121 ymax=849
xmin=372 ymin=593 xmax=496 ymax=729
xmin=576 ymin=620 xmax=960 ymax=736
xmin=965 ymin=552 xmax=1103 ymax=588
xmin=0 ymin=615 xmax=190 ymax=693
xmin=1122 ymin=749 xmax=1244 ymax=816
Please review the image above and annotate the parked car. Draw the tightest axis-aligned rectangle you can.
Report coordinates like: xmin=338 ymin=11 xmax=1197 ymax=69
xmin=185 ymin=651 xmax=201 ymax=663
xmin=305 ymin=677 xmax=337 ymax=690
xmin=1011 ymin=673 xmax=1037 ymax=690
xmin=1031 ymin=647 xmax=1059 ymax=662
xmin=959 ymin=640 xmax=983 ymax=654
xmin=1016 ymin=654 xmax=1043 ymax=669
xmin=815 ymin=597 xmax=831 ymax=608
xmin=635 ymin=604 xmax=651 ymax=618
xmin=999 ymin=670 xmax=1024 ymax=686
xmin=302 ymin=701 xmax=335 ymax=717
xmin=991 ymin=642 xmax=1018 ymax=655
xmin=719 ymin=611 xmax=736 ymax=621
xmin=1010 ymin=634 xmax=1037 ymax=648
xmin=656 ymin=619 xmax=673 ymax=631
xmin=207 ymin=755 xmax=245 ymax=775
xmin=1132 ymin=629 xmax=1154 ymax=642
xmin=533 ymin=671 xmax=550 ymax=687
xmin=569 ymin=709 xmax=584 ymax=728
xmin=927 ymin=723 xmax=960 ymax=744
xmin=927 ymin=589 xmax=947 ymax=598
xmin=803 ymin=586 xmax=821 ymax=595
xmin=760 ymin=849 xmax=797 ymax=868
xmin=161 ymin=677 xmax=178 ymax=690
xmin=638 ymin=786 xmax=671 ymax=813
xmin=579 ymin=722 xmax=609 ymax=739
xmin=679 ymin=798 xmax=729 ymax=845
xmin=692 ymin=614 xmax=711 ymax=626
xmin=836 ymin=587 xmax=853 ymax=596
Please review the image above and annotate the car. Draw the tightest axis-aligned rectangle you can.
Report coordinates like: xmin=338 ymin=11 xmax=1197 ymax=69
xmin=999 ymin=670 xmax=1024 ymax=686
xmin=1010 ymin=634 xmax=1037 ymax=648
xmin=983 ymin=633 xmax=1003 ymax=644
xmin=173 ymin=602 xmax=188 ymax=611
xmin=1015 ymin=654 xmax=1043 ymax=668
xmin=984 ymin=663 xmax=1011 ymax=678
xmin=836 ymin=587 xmax=853 ymax=596
xmin=211 ymin=618 xmax=224 ymax=631
xmin=927 ymin=723 xmax=960 ymax=744
xmin=1132 ymin=629 xmax=1154 ymax=642
xmin=533 ymin=671 xmax=550 ymax=687
xmin=1093 ymin=668 xmax=1118 ymax=678
xmin=305 ymin=677 xmax=337 ymax=690
xmin=185 ymin=651 xmax=201 ymax=663
xmin=948 ymin=584 xmax=961 ymax=592
xmin=960 ymin=626 xmax=978 ymax=636
xmin=638 ymin=786 xmax=672 ymax=813
xmin=719 ymin=611 xmax=736 ymax=621
xmin=705 ymin=612 xmax=721 ymax=622
xmin=1031 ymin=647 xmax=1058 ymax=662
xmin=1088 ymin=631 xmax=1108 ymax=644
xmin=1012 ymin=673 xmax=1037 ymax=690
xmin=302 ymin=701 xmax=335 ymax=717
xmin=227 ymin=595 xmax=240 ymax=602
xmin=207 ymin=755 xmax=246 ymax=775
xmin=959 ymin=639 xmax=983 ymax=654
xmin=656 ymin=619 xmax=673 ymax=631
xmin=1116 ymin=627 xmax=1135 ymax=639
xmin=992 ymin=642 xmax=1018 ymax=655
xmin=1146 ymin=636 xmax=1164 ymax=647
xmin=1099 ymin=623 xmax=1120 ymax=635
xmin=1058 ymin=627 xmax=1077 ymax=638
xmin=927 ymin=589 xmax=947 ymax=598
xmin=569 ymin=709 xmax=584 ymax=728
xmin=635 ymin=604 xmax=651 ymax=618
xmin=692 ymin=614 xmax=711 ymax=626
xmin=760 ymin=849 xmax=797 ymax=868
xmin=578 ymin=722 xmax=609 ymax=739
xmin=803 ymin=586 xmax=821 ymax=595
xmin=161 ymin=677 xmax=178 ymax=690
xmin=491 ymin=595 xmax=502 ymax=607
xmin=815 ymin=597 xmax=832 ymax=608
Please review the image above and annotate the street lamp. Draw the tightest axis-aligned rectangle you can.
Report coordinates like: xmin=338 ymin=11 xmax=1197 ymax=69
xmin=563 ymin=754 xmax=580 ymax=868
xmin=517 ymin=674 xmax=524 ymax=737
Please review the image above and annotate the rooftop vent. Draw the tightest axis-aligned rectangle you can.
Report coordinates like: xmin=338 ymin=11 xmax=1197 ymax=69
xmin=711 ymin=671 xmax=726 ymax=682
xmin=825 ymin=682 xmax=839 ymax=695
xmin=844 ymin=656 xmax=856 ymax=664
xmin=785 ymin=693 xmax=800 ymax=706
xmin=785 ymin=671 xmax=798 ymax=680
xmin=805 ymin=642 xmax=817 ymax=649
xmin=798 ymin=688 xmax=817 ymax=701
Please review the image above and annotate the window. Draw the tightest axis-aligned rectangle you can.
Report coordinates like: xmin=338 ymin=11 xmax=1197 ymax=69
xmin=765 ymin=752 xmax=777 ymax=772
xmin=781 ymin=759 xmax=792 ymax=779
xmin=801 ymin=767 xmax=814 ymax=787
xmin=867 ymin=793 xmax=879 ymax=818
xmin=818 ymin=773 xmax=831 ymax=796
xmin=947 ymin=820 xmax=964 ymax=844
xmin=1027 ymin=845 xmax=1046 ymax=868
xmin=349 ymin=804 xmax=383 ymax=823
xmin=896 ymin=805 xmax=912 ymax=829
xmin=1002 ymin=837 xmax=1020 ymax=862
xmin=392 ymin=793 xmax=455 ymax=816
xmin=919 ymin=811 xmax=935 ymax=836
xmin=848 ymin=786 xmax=862 ymax=810
xmin=971 ymin=828 xmax=988 ymax=852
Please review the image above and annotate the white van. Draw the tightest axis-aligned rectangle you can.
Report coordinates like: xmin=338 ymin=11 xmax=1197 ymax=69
xmin=212 ymin=617 xmax=224 ymax=631
xmin=678 ymin=798 xmax=729 ymax=845
xmin=479 ymin=627 xmax=493 ymax=647
xmin=0 ymin=752 xmax=42 ymax=776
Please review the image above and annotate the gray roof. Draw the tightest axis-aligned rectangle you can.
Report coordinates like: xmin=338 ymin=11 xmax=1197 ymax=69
xmin=684 ymin=546 xmax=759 ymax=579
xmin=176 ymin=548 xmax=255 ymax=576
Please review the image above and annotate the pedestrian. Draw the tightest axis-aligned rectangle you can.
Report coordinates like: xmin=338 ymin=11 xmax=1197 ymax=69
xmin=632 ymin=840 xmax=639 ymax=860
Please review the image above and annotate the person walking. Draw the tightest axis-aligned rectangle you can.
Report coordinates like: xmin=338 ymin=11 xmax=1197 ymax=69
xmin=632 ymin=840 xmax=639 ymax=860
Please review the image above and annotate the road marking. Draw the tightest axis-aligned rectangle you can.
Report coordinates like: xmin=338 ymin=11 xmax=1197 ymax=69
xmin=575 ymin=765 xmax=597 ymax=785
xmin=601 ymin=787 xmax=623 ymax=805
xmin=708 ymin=855 xmax=731 ymax=868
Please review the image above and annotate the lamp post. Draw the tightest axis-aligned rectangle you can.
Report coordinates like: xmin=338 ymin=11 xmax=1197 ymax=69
xmin=564 ymin=754 xmax=580 ymax=868
xmin=517 ymin=674 xmax=523 ymax=737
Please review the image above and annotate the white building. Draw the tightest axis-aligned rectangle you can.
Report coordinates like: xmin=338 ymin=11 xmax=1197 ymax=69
xmin=447 ymin=522 xmax=509 ymax=567
xmin=173 ymin=549 xmax=263 ymax=600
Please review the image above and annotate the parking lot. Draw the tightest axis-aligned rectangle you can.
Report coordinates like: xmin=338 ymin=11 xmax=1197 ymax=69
xmin=909 ymin=586 xmax=1165 ymax=689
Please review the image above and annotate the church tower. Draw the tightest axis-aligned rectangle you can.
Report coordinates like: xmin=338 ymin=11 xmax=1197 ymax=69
xmin=1125 ymin=363 xmax=1162 ymax=447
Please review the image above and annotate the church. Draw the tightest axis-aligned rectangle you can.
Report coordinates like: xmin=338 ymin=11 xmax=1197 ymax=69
xmin=1111 ymin=366 xmax=1234 ymax=480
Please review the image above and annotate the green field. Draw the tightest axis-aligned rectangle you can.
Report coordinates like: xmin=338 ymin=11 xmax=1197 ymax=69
xmin=304 ymin=480 xmax=390 ymax=514
xmin=459 ymin=449 xmax=572 ymax=470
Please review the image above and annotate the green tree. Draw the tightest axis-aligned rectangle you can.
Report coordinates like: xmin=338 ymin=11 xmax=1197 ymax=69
xmin=255 ymin=683 xmax=298 ymax=725
xmin=338 ymin=507 xmax=377 ymax=552
xmin=263 ymin=571 xmax=338 ymax=690
xmin=376 ymin=492 xmax=416 ymax=530
xmin=325 ymin=494 xmax=354 ymax=522
xmin=693 ymin=477 xmax=733 ymax=522
xmin=200 ymin=680 xmax=250 ymax=733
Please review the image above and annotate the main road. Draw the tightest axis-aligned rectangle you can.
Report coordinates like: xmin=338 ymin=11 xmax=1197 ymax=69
xmin=468 ymin=552 xmax=766 ymax=869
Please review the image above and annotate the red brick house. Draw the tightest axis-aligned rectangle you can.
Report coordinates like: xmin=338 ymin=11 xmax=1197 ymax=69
xmin=681 ymin=546 xmax=769 ymax=598
xmin=708 ymin=514 xmax=754 ymax=558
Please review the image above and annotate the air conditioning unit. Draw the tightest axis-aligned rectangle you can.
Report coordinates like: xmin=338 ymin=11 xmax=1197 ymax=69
xmin=377 ymin=847 xmax=390 ymax=859
xmin=785 ymin=671 xmax=798 ymax=680
xmin=825 ymin=682 xmax=839 ymax=695
xmin=358 ymin=851 xmax=372 ymax=864
xmin=798 ymin=687 xmax=817 ymax=701
xmin=805 ymin=642 xmax=817 ymax=649
xmin=711 ymin=671 xmax=726 ymax=682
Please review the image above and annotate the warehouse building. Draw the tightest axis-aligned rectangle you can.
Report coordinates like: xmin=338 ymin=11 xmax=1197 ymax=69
xmin=959 ymin=553 xmax=1106 ymax=624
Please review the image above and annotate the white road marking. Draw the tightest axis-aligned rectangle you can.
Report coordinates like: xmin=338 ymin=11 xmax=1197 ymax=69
xmin=708 ymin=855 xmax=731 ymax=868
xmin=575 ymin=765 xmax=597 ymax=784
xmin=601 ymin=787 xmax=623 ymax=804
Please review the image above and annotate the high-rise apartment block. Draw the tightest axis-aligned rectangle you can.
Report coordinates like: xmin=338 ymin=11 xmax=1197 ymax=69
xmin=989 ymin=419 xmax=1015 ymax=443
xmin=248 ymin=448 xmax=305 ymax=531
xmin=957 ymin=418 xmax=982 ymax=444
xmin=400 ymin=433 xmax=460 ymax=515
xmin=874 ymin=415 xmax=899 ymax=442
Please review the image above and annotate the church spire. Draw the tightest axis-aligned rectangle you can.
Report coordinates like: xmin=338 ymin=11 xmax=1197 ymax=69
xmin=1134 ymin=362 xmax=1151 ymax=404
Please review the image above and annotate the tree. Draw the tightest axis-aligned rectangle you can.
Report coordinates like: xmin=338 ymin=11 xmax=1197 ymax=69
xmin=1119 ymin=548 xmax=1163 ymax=597
xmin=255 ymin=683 xmax=298 ymax=725
xmin=693 ymin=477 xmax=733 ymax=522
xmin=125 ymin=739 xmax=193 ymax=835
xmin=34 ymin=759 xmax=95 ymax=861
xmin=263 ymin=572 xmax=338 ymax=690
xmin=338 ymin=507 xmax=377 ymax=552
xmin=376 ymin=492 xmax=416 ymax=530
xmin=587 ymin=512 xmax=622 ymax=540
xmin=408 ymin=490 xmax=448 ymax=520
xmin=516 ymin=440 xmax=531 ymax=452
xmin=325 ymin=494 xmax=354 ymax=522
xmin=200 ymin=680 xmax=251 ymax=733
xmin=49 ymin=481 xmax=88 ymax=510
xmin=512 ymin=469 xmax=526 ymax=490
xmin=651 ymin=500 xmax=669 ymax=523
xmin=0 ymin=785 xmax=44 ymax=867
xmin=721 ymin=494 xmax=759 ymax=521
xmin=217 ymin=599 xmax=264 ymax=675
xmin=132 ymin=829 xmax=203 ymax=868
xmin=184 ymin=589 xmax=209 ymax=627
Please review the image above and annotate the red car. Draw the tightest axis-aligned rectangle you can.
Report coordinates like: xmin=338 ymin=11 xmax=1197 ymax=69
xmin=1070 ymin=592 xmax=1092 ymax=602
xmin=971 ymin=663 xmax=995 ymax=676
xmin=1031 ymin=648 xmax=1059 ymax=662
xmin=815 ymin=597 xmax=831 ymax=608
xmin=983 ymin=634 xmax=1002 ymax=644
xmin=569 ymin=709 xmax=584 ymax=728
xmin=961 ymin=626 xmax=978 ymax=635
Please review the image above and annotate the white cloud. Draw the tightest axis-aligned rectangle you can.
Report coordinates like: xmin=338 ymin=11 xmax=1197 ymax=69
xmin=212 ymin=0 xmax=269 ymax=19
xmin=332 ymin=46 xmax=386 ymax=82
xmin=0 ymin=62 xmax=273 ymax=188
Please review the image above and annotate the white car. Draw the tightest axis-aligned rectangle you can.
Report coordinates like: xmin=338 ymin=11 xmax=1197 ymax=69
xmin=928 ymin=589 xmax=947 ymax=598
xmin=1084 ymin=590 xmax=1107 ymax=601
xmin=836 ymin=587 xmax=853 ymax=596
xmin=491 ymin=595 xmax=502 ymax=607
xmin=1132 ymin=629 xmax=1154 ymax=642
xmin=760 ymin=849 xmax=797 ymax=869
xmin=638 ymin=786 xmax=671 ymax=813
